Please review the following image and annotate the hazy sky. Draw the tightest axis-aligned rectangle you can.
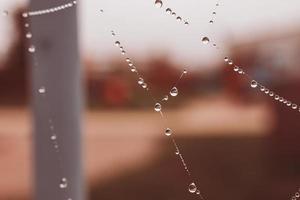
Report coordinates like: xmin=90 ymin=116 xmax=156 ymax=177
xmin=1 ymin=0 xmax=300 ymax=68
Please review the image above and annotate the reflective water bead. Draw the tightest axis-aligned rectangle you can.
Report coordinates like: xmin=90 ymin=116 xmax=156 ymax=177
xmin=224 ymin=57 xmax=229 ymax=62
xmin=269 ymin=91 xmax=274 ymax=97
xmin=188 ymin=182 xmax=197 ymax=193
xmin=228 ymin=60 xmax=233 ymax=65
xmin=286 ymin=101 xmax=292 ymax=106
xmin=125 ymin=58 xmax=131 ymax=62
xmin=171 ymin=12 xmax=176 ymax=16
xmin=209 ymin=20 xmax=214 ymax=24
xmin=238 ymin=69 xmax=244 ymax=74
xmin=154 ymin=0 xmax=163 ymax=8
xmin=264 ymin=89 xmax=270 ymax=94
xmin=274 ymin=95 xmax=279 ymax=100
xmin=184 ymin=21 xmax=189 ymax=26
xmin=28 ymin=45 xmax=36 ymax=53
xmin=38 ymin=86 xmax=46 ymax=94
xmin=141 ymin=83 xmax=147 ymax=89
xmin=175 ymin=150 xmax=180 ymax=155
xmin=26 ymin=32 xmax=32 ymax=39
xmin=176 ymin=16 xmax=182 ymax=22
xmin=162 ymin=95 xmax=169 ymax=101
xmin=2 ymin=10 xmax=8 ymax=16
xmin=121 ymin=50 xmax=126 ymax=55
xmin=233 ymin=66 xmax=239 ymax=72
xmin=59 ymin=177 xmax=68 ymax=189
xmin=115 ymin=41 xmax=121 ymax=47
xmin=130 ymin=66 xmax=137 ymax=73
xmin=295 ymin=192 xmax=300 ymax=198
xmin=279 ymin=97 xmax=284 ymax=102
xmin=154 ymin=103 xmax=162 ymax=112
xmin=292 ymin=104 xmax=298 ymax=110
xmin=250 ymin=80 xmax=258 ymax=88
xmin=24 ymin=23 xmax=29 ymax=28
xmin=196 ymin=190 xmax=201 ymax=195
xmin=183 ymin=69 xmax=187 ymax=74
xmin=260 ymin=86 xmax=265 ymax=92
xmin=50 ymin=134 xmax=57 ymax=141
xmin=165 ymin=128 xmax=172 ymax=136
xmin=212 ymin=11 xmax=216 ymax=15
xmin=166 ymin=8 xmax=172 ymax=14
xmin=201 ymin=37 xmax=210 ymax=44
xmin=170 ymin=87 xmax=178 ymax=97
xmin=138 ymin=78 xmax=144 ymax=85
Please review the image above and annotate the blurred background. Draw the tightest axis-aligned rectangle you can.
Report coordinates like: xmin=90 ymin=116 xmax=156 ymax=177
xmin=0 ymin=0 xmax=300 ymax=199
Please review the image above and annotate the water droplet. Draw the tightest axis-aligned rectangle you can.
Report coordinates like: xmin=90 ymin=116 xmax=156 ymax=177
xmin=279 ymin=97 xmax=284 ymax=102
xmin=28 ymin=45 xmax=36 ymax=53
xmin=50 ymin=134 xmax=57 ymax=141
xmin=162 ymin=95 xmax=169 ymax=101
xmin=138 ymin=78 xmax=144 ymax=85
xmin=26 ymin=32 xmax=32 ymax=39
xmin=184 ymin=21 xmax=189 ymax=26
xmin=264 ymin=89 xmax=270 ymax=94
xmin=295 ymin=192 xmax=300 ymax=198
xmin=155 ymin=0 xmax=163 ymax=8
xmin=171 ymin=12 xmax=176 ymax=16
xmin=154 ymin=103 xmax=162 ymax=112
xmin=2 ymin=10 xmax=8 ymax=16
xmin=100 ymin=9 xmax=104 ymax=13
xmin=212 ymin=11 xmax=216 ymax=15
xmin=292 ymin=104 xmax=297 ymax=110
xmin=176 ymin=16 xmax=182 ymax=22
xmin=115 ymin=41 xmax=121 ymax=47
xmin=286 ymin=101 xmax=292 ymax=106
xmin=250 ymin=80 xmax=258 ymax=88
xmin=269 ymin=91 xmax=274 ymax=97
xmin=170 ymin=87 xmax=178 ymax=97
xmin=121 ymin=50 xmax=126 ymax=55
xmin=274 ymin=95 xmax=279 ymax=100
xmin=224 ymin=57 xmax=229 ymax=62
xmin=196 ymin=190 xmax=201 ymax=195
xmin=166 ymin=8 xmax=172 ymax=14
xmin=38 ymin=86 xmax=46 ymax=94
xmin=175 ymin=150 xmax=180 ymax=155
xmin=228 ymin=60 xmax=233 ymax=65
xmin=24 ymin=23 xmax=29 ymax=28
xmin=183 ymin=69 xmax=187 ymax=74
xmin=130 ymin=66 xmax=137 ymax=72
xmin=188 ymin=182 xmax=197 ymax=193
xmin=59 ymin=177 xmax=68 ymax=189
xmin=201 ymin=37 xmax=210 ymax=44
xmin=141 ymin=83 xmax=147 ymax=89
xmin=209 ymin=20 xmax=214 ymax=24
xmin=260 ymin=86 xmax=265 ymax=92
xmin=125 ymin=58 xmax=131 ymax=62
xmin=165 ymin=128 xmax=172 ymax=136
xmin=22 ymin=12 xmax=28 ymax=18
xmin=233 ymin=66 xmax=239 ymax=72
xmin=216 ymin=3 xmax=219 ymax=6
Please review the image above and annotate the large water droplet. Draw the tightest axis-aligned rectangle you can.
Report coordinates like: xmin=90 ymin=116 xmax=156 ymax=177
xmin=170 ymin=87 xmax=178 ymax=97
xmin=201 ymin=37 xmax=210 ymax=44
xmin=28 ymin=45 xmax=36 ymax=53
xmin=250 ymin=80 xmax=258 ymax=88
xmin=59 ymin=177 xmax=68 ymax=189
xmin=188 ymin=182 xmax=197 ymax=193
xmin=165 ymin=128 xmax=172 ymax=136
xmin=154 ymin=103 xmax=162 ymax=112
xmin=154 ymin=0 xmax=163 ymax=8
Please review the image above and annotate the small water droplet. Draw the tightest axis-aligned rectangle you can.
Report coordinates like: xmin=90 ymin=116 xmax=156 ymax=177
xmin=212 ymin=11 xmax=216 ymax=15
xmin=125 ymin=58 xmax=131 ymax=63
xmin=59 ymin=177 xmax=68 ymax=189
xmin=286 ymin=101 xmax=292 ymax=106
xmin=100 ymin=9 xmax=104 ymax=13
xmin=166 ymin=8 xmax=172 ymax=14
xmin=274 ymin=95 xmax=279 ymax=100
xmin=196 ymin=190 xmax=201 ymax=195
xmin=209 ymin=20 xmax=214 ymax=24
xmin=183 ymin=69 xmax=187 ymax=74
xmin=184 ymin=21 xmax=189 ymax=26
xmin=224 ymin=57 xmax=229 ymax=62
xmin=292 ymin=104 xmax=298 ymax=110
xmin=24 ymin=23 xmax=29 ymax=28
xmin=228 ymin=60 xmax=233 ymax=65
xmin=269 ymin=91 xmax=274 ymax=97
xmin=115 ymin=41 xmax=121 ymax=47
xmin=154 ymin=0 xmax=163 ymax=8
xmin=38 ymin=86 xmax=46 ymax=94
xmin=2 ymin=10 xmax=8 ymax=16
xmin=162 ymin=95 xmax=169 ymax=101
xmin=170 ymin=87 xmax=178 ymax=97
xmin=295 ymin=192 xmax=300 ymax=198
xmin=233 ymin=66 xmax=239 ymax=72
xmin=22 ymin=12 xmax=28 ymax=18
xmin=28 ymin=45 xmax=36 ymax=53
xmin=130 ymin=66 xmax=137 ymax=73
xmin=175 ymin=150 xmax=180 ymax=155
xmin=260 ymin=86 xmax=265 ymax=92
xmin=188 ymin=182 xmax=197 ymax=193
xmin=121 ymin=50 xmax=126 ymax=55
xmin=165 ymin=128 xmax=172 ymax=136
xmin=154 ymin=103 xmax=162 ymax=112
xmin=138 ymin=78 xmax=144 ymax=85
xmin=26 ymin=32 xmax=32 ymax=39
xmin=201 ymin=37 xmax=210 ymax=44
xmin=176 ymin=16 xmax=182 ymax=22
xmin=50 ymin=134 xmax=57 ymax=141
xmin=264 ymin=89 xmax=270 ymax=94
xmin=141 ymin=83 xmax=148 ymax=89
xmin=171 ymin=12 xmax=176 ymax=16
xmin=250 ymin=80 xmax=258 ymax=88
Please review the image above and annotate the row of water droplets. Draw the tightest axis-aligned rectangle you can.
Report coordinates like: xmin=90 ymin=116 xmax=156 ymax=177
xmin=109 ymin=25 xmax=204 ymax=198
xmin=223 ymin=57 xmax=300 ymax=113
xmin=155 ymin=0 xmax=190 ymax=26
xmin=153 ymin=1 xmax=300 ymax=199
xmin=21 ymin=4 xmax=77 ymax=200
xmin=291 ymin=188 xmax=300 ymax=200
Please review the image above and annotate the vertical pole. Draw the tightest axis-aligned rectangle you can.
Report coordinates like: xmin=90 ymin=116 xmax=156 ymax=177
xmin=29 ymin=1 xmax=84 ymax=200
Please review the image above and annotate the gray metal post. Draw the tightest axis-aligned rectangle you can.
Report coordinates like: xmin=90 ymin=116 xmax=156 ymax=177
xmin=29 ymin=1 xmax=84 ymax=200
